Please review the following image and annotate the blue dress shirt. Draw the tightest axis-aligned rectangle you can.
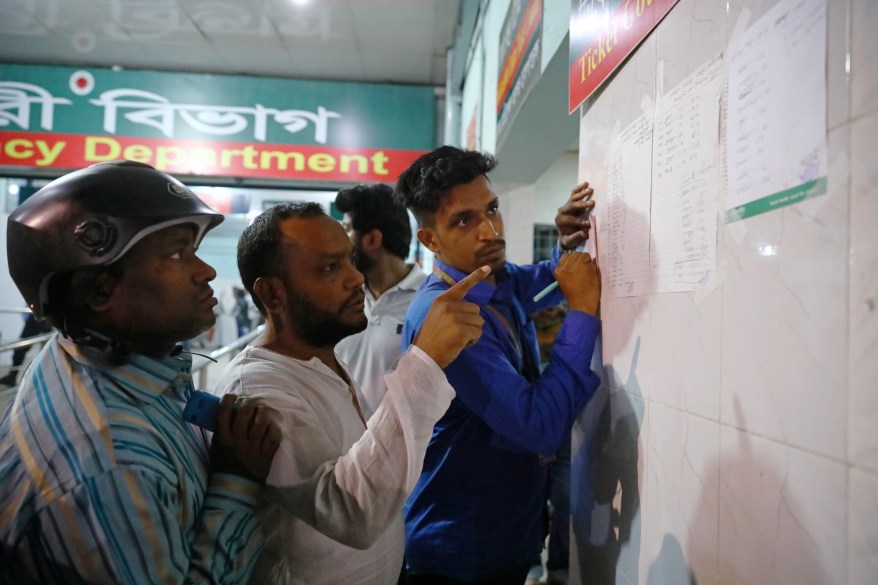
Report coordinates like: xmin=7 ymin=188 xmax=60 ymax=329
xmin=401 ymin=248 xmax=601 ymax=580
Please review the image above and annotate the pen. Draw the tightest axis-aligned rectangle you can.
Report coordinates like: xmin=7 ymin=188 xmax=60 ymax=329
xmin=533 ymin=247 xmax=576 ymax=302
xmin=536 ymin=199 xmax=594 ymax=303
xmin=534 ymin=232 xmax=595 ymax=303
xmin=533 ymin=280 xmax=559 ymax=302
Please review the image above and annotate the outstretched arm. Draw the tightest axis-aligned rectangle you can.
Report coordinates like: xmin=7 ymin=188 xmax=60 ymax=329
xmin=220 ymin=267 xmax=491 ymax=549
xmin=252 ymin=346 xmax=453 ymax=549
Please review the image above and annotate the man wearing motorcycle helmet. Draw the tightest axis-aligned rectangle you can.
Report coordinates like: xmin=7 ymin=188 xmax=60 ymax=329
xmin=0 ymin=161 xmax=281 ymax=584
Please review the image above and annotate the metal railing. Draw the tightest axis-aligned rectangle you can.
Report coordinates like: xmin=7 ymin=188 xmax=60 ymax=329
xmin=0 ymin=306 xmax=53 ymax=404
xmin=0 ymin=333 xmax=53 ymax=404
xmin=0 ymin=323 xmax=263 ymax=403
xmin=191 ymin=325 xmax=264 ymax=389
xmin=0 ymin=332 xmax=54 ymax=355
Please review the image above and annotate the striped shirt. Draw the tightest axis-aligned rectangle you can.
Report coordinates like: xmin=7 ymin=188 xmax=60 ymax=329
xmin=0 ymin=335 xmax=264 ymax=584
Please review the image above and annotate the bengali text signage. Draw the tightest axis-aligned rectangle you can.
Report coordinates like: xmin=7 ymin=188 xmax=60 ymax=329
xmin=0 ymin=64 xmax=435 ymax=182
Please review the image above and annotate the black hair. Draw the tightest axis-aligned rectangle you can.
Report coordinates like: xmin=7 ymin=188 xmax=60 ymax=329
xmin=334 ymin=183 xmax=411 ymax=260
xmin=393 ymin=145 xmax=498 ymax=227
xmin=237 ymin=202 xmax=325 ymax=315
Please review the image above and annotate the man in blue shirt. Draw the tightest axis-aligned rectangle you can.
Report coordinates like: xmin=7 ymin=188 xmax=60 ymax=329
xmin=395 ymin=146 xmax=602 ymax=584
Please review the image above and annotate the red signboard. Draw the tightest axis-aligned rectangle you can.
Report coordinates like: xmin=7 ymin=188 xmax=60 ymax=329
xmin=0 ymin=130 xmax=425 ymax=183
xmin=496 ymin=0 xmax=543 ymax=142
xmin=497 ymin=0 xmax=542 ymax=114
xmin=568 ymin=0 xmax=680 ymax=113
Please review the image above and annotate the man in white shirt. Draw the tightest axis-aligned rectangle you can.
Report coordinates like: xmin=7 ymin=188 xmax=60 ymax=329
xmin=334 ymin=183 xmax=427 ymax=419
xmin=213 ymin=202 xmax=489 ymax=585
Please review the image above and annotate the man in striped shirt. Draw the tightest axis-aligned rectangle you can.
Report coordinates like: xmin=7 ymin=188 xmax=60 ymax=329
xmin=0 ymin=161 xmax=282 ymax=584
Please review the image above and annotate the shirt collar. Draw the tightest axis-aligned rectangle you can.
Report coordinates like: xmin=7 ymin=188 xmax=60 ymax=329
xmin=397 ymin=264 xmax=428 ymax=291
xmin=248 ymin=345 xmax=354 ymax=387
xmin=363 ymin=264 xmax=428 ymax=302
xmin=58 ymin=336 xmax=194 ymax=406
xmin=431 ymin=256 xmax=497 ymax=305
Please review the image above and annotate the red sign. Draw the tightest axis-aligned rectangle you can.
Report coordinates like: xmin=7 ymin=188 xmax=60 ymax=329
xmin=0 ymin=130 xmax=425 ymax=183
xmin=568 ymin=0 xmax=680 ymax=113
xmin=497 ymin=0 xmax=542 ymax=114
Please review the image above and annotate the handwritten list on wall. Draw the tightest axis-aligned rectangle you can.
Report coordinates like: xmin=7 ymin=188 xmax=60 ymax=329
xmin=725 ymin=0 xmax=827 ymax=221
xmin=651 ymin=56 xmax=723 ymax=292
xmin=602 ymin=112 xmax=653 ymax=299
xmin=590 ymin=0 xmax=825 ymax=298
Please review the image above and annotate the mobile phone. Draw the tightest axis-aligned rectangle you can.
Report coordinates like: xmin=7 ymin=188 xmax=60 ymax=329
xmin=183 ymin=390 xmax=220 ymax=432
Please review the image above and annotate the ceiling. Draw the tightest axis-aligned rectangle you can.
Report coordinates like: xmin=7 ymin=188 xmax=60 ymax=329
xmin=0 ymin=0 xmax=462 ymax=86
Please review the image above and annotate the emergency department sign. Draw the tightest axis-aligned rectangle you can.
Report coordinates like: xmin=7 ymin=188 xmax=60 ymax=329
xmin=0 ymin=64 xmax=435 ymax=182
xmin=568 ymin=0 xmax=680 ymax=113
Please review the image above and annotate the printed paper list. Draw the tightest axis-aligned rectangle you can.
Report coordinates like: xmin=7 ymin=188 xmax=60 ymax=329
xmin=602 ymin=112 xmax=653 ymax=299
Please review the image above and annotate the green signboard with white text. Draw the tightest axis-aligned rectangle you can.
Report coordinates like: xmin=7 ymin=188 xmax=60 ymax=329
xmin=0 ymin=64 xmax=436 ymax=182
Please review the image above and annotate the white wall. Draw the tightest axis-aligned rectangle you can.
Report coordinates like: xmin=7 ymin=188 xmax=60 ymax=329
xmin=532 ymin=151 xmax=578 ymax=226
xmin=498 ymin=151 xmax=579 ymax=265
xmin=570 ymin=0 xmax=877 ymax=583
xmin=500 ymin=182 xmax=535 ymax=265
xmin=473 ymin=0 xmax=507 ymax=154
xmin=459 ymin=0 xmax=877 ymax=582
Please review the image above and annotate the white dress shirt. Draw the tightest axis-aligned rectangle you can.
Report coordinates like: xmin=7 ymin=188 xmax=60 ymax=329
xmin=335 ymin=264 xmax=427 ymax=419
xmin=213 ymin=344 xmax=453 ymax=585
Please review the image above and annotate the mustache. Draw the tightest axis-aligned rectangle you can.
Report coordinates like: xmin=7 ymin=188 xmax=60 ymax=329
xmin=477 ymin=239 xmax=506 ymax=253
xmin=341 ymin=290 xmax=365 ymax=310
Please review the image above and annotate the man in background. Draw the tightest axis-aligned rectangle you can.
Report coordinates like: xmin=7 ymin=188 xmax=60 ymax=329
xmin=334 ymin=183 xmax=426 ymax=419
xmin=0 ymin=161 xmax=281 ymax=584
xmin=233 ymin=286 xmax=253 ymax=338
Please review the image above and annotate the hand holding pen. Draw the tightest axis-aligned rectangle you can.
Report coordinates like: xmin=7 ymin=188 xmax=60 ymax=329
xmin=534 ymin=181 xmax=597 ymax=302
xmin=552 ymin=251 xmax=601 ymax=316
xmin=555 ymin=181 xmax=595 ymax=251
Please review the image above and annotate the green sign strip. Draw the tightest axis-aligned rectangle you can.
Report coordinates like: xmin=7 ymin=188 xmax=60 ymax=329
xmin=0 ymin=63 xmax=435 ymax=149
xmin=725 ymin=177 xmax=828 ymax=223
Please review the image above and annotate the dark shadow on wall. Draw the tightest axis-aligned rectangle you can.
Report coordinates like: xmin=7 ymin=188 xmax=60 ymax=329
xmin=569 ymin=200 xmax=660 ymax=585
xmin=571 ymin=336 xmax=645 ymax=585
xmin=570 ymin=198 xmax=694 ymax=585
xmin=646 ymin=534 xmax=696 ymax=585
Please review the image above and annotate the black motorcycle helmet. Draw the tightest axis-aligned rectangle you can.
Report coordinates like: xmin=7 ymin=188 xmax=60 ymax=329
xmin=7 ymin=161 xmax=224 ymax=324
